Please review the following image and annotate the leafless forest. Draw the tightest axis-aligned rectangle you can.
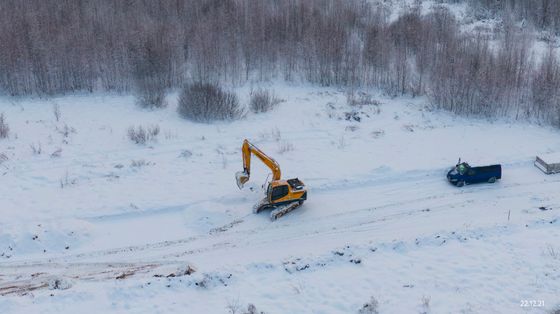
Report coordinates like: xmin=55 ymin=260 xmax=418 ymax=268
xmin=0 ymin=0 xmax=559 ymax=125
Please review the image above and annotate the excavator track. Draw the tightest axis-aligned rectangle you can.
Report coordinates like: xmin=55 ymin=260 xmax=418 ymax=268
xmin=270 ymin=201 xmax=302 ymax=220
xmin=255 ymin=199 xmax=303 ymax=220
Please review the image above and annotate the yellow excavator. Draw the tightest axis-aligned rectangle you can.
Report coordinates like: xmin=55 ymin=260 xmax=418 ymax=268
xmin=235 ymin=139 xmax=307 ymax=220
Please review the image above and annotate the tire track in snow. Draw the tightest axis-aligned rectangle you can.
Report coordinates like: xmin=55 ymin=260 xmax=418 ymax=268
xmin=8 ymin=167 xmax=557 ymax=266
xmin=2 ymin=156 xmax=559 ymax=276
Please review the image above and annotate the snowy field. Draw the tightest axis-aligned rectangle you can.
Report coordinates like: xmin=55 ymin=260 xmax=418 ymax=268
xmin=0 ymin=85 xmax=559 ymax=313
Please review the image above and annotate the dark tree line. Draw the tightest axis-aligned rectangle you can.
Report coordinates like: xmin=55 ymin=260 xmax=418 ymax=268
xmin=460 ymin=0 xmax=560 ymax=34
xmin=0 ymin=0 xmax=376 ymax=95
xmin=0 ymin=0 xmax=559 ymax=126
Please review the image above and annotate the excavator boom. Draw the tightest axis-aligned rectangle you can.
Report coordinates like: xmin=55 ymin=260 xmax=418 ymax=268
xmin=236 ymin=139 xmax=281 ymax=189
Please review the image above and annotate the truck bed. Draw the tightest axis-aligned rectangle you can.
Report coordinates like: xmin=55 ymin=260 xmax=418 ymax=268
xmin=472 ymin=165 xmax=502 ymax=178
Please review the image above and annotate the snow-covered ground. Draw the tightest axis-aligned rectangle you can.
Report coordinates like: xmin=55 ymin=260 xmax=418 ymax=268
xmin=1 ymin=85 xmax=559 ymax=313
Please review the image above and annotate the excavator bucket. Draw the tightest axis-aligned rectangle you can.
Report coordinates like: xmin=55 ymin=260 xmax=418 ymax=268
xmin=235 ymin=170 xmax=249 ymax=189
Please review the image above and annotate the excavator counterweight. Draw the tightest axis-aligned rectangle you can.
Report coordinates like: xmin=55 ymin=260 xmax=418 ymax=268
xmin=235 ymin=139 xmax=307 ymax=220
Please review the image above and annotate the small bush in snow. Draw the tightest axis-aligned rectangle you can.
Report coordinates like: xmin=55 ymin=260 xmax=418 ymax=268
xmin=30 ymin=142 xmax=42 ymax=155
xmin=127 ymin=125 xmax=160 ymax=145
xmin=345 ymin=125 xmax=359 ymax=132
xmin=358 ymin=296 xmax=379 ymax=314
xmin=245 ymin=304 xmax=265 ymax=314
xmin=226 ymin=298 xmax=241 ymax=314
xmin=179 ymin=149 xmax=192 ymax=159
xmin=402 ymin=124 xmax=415 ymax=132
xmin=347 ymin=92 xmax=381 ymax=108
xmin=130 ymin=159 xmax=147 ymax=168
xmin=60 ymin=171 xmax=77 ymax=188
xmin=370 ymin=129 xmax=385 ymax=139
xmin=546 ymin=245 xmax=559 ymax=260
xmin=134 ymin=78 xmax=167 ymax=109
xmin=250 ymin=89 xmax=280 ymax=113
xmin=50 ymin=148 xmax=62 ymax=158
xmin=177 ymin=82 xmax=242 ymax=122
xmin=164 ymin=130 xmax=178 ymax=140
xmin=0 ymin=113 xmax=9 ymax=139
xmin=277 ymin=141 xmax=294 ymax=154
xmin=130 ymin=159 xmax=154 ymax=168
xmin=56 ymin=123 xmax=76 ymax=139
xmin=420 ymin=295 xmax=431 ymax=314
xmin=48 ymin=277 xmax=72 ymax=290
xmin=259 ymin=127 xmax=281 ymax=142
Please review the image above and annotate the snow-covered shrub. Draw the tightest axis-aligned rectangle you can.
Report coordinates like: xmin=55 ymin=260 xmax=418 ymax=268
xmin=48 ymin=277 xmax=72 ymax=290
xmin=30 ymin=142 xmax=42 ymax=155
xmin=402 ymin=124 xmax=415 ymax=132
xmin=370 ymin=129 xmax=385 ymax=138
xmin=226 ymin=298 xmax=241 ymax=314
xmin=0 ymin=113 xmax=9 ymax=139
xmin=194 ymin=272 xmax=232 ymax=289
xmin=226 ymin=302 xmax=265 ymax=314
xmin=130 ymin=159 xmax=149 ymax=168
xmin=420 ymin=295 xmax=431 ymax=314
xmin=56 ymin=123 xmax=76 ymax=139
xmin=134 ymin=76 xmax=167 ymax=109
xmin=245 ymin=304 xmax=265 ymax=314
xmin=60 ymin=171 xmax=77 ymax=188
xmin=547 ymin=245 xmax=559 ymax=260
xmin=358 ymin=296 xmax=379 ymax=314
xmin=259 ymin=127 xmax=281 ymax=142
xmin=164 ymin=130 xmax=178 ymax=140
xmin=278 ymin=141 xmax=294 ymax=154
xmin=177 ymin=82 xmax=242 ymax=122
xmin=50 ymin=148 xmax=62 ymax=158
xmin=347 ymin=92 xmax=381 ymax=108
xmin=250 ymin=89 xmax=280 ymax=113
xmin=173 ymin=265 xmax=196 ymax=277
xmin=127 ymin=125 xmax=160 ymax=145
xmin=179 ymin=149 xmax=192 ymax=159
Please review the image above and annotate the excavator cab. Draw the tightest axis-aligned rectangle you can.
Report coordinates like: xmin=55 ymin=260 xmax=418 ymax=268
xmin=236 ymin=139 xmax=307 ymax=220
xmin=265 ymin=179 xmax=306 ymax=206
xmin=254 ymin=179 xmax=306 ymax=219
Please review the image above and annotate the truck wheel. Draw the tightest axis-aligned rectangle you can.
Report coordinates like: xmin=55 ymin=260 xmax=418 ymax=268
xmin=456 ymin=181 xmax=465 ymax=187
xmin=488 ymin=177 xmax=496 ymax=183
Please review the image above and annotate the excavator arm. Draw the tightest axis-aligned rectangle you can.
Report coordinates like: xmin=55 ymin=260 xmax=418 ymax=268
xmin=236 ymin=139 xmax=281 ymax=189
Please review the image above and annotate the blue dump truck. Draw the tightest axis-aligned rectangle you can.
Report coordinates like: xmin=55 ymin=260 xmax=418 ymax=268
xmin=447 ymin=160 xmax=502 ymax=187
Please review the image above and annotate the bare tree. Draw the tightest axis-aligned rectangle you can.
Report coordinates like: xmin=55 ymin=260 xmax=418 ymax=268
xmin=0 ymin=0 xmax=558 ymax=127
xmin=0 ymin=113 xmax=9 ymax=139
xmin=532 ymin=47 xmax=560 ymax=125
